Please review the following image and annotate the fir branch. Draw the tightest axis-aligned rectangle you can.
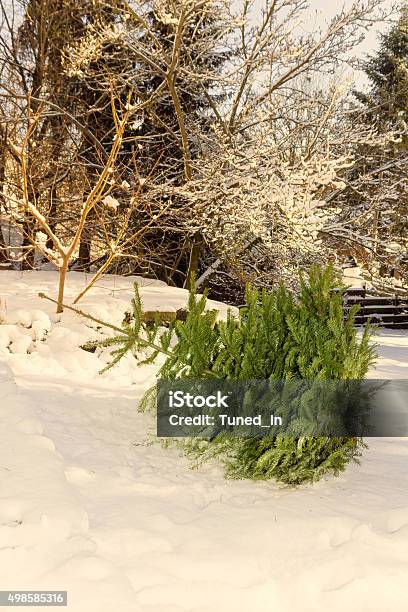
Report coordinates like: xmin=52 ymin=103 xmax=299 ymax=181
xmin=38 ymin=291 xmax=174 ymax=359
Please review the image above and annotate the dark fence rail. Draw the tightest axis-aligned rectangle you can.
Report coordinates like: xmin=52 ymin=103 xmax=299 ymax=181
xmin=343 ymin=288 xmax=408 ymax=329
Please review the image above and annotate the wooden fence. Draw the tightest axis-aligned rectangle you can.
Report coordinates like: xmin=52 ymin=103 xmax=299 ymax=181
xmin=343 ymin=288 xmax=408 ymax=329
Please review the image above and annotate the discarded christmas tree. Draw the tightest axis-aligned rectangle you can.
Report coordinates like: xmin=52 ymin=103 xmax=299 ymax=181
xmin=84 ymin=265 xmax=376 ymax=485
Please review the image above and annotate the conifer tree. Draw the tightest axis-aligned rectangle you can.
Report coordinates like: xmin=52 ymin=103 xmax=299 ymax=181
xmin=342 ymin=6 xmax=408 ymax=278
xmin=355 ymin=6 xmax=408 ymax=126
xmin=83 ymin=265 xmax=376 ymax=485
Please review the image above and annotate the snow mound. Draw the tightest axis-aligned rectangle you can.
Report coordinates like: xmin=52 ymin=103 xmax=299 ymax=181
xmin=0 ymin=270 xmax=232 ymax=387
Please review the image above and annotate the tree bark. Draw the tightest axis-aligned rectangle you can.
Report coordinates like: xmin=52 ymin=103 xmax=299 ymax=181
xmin=56 ymin=258 xmax=69 ymax=314
xmin=78 ymin=231 xmax=91 ymax=271
xmin=21 ymin=219 xmax=35 ymax=269
xmin=0 ymin=136 xmax=9 ymax=264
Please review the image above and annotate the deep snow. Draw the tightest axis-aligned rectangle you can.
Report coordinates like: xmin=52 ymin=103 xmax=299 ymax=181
xmin=0 ymin=271 xmax=407 ymax=612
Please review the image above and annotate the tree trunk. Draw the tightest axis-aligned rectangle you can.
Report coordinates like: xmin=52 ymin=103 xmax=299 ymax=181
xmin=56 ymin=258 xmax=69 ymax=313
xmin=46 ymin=186 xmax=58 ymax=251
xmin=0 ymin=130 xmax=9 ymax=264
xmin=21 ymin=219 xmax=35 ymax=269
xmin=184 ymin=231 xmax=202 ymax=289
xmin=21 ymin=173 xmax=39 ymax=269
xmin=0 ymin=223 xmax=8 ymax=264
xmin=78 ymin=229 xmax=91 ymax=271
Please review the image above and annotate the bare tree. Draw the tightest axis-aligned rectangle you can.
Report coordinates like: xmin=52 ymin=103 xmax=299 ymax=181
xmin=7 ymin=91 xmax=127 ymax=311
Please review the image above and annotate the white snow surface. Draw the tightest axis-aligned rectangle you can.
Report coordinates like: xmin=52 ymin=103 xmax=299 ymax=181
xmin=0 ymin=270 xmax=407 ymax=612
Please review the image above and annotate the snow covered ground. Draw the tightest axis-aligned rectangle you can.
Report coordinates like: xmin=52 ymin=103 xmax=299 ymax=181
xmin=0 ymin=271 xmax=407 ymax=612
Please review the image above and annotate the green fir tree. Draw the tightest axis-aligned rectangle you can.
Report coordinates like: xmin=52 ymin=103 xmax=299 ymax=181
xmin=84 ymin=265 xmax=376 ymax=485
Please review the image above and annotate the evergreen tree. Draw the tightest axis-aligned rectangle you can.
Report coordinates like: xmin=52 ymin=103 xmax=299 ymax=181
xmin=85 ymin=265 xmax=376 ymax=485
xmin=355 ymin=7 xmax=408 ymax=127
xmin=339 ymin=6 xmax=408 ymax=280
